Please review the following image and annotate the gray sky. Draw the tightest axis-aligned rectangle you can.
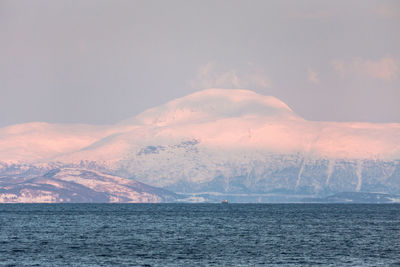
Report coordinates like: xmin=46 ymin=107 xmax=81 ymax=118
xmin=1 ymin=0 xmax=399 ymax=127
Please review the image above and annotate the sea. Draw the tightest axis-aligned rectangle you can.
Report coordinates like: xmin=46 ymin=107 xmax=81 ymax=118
xmin=0 ymin=204 xmax=399 ymax=266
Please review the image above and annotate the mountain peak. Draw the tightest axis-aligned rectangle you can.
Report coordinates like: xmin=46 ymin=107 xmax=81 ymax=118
xmin=186 ymin=89 xmax=293 ymax=112
xmin=127 ymin=89 xmax=298 ymax=126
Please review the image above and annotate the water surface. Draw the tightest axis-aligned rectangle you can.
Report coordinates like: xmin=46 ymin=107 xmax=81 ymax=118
xmin=0 ymin=204 xmax=399 ymax=266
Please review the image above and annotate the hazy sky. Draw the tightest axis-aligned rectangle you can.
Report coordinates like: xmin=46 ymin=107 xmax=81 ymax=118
xmin=1 ymin=0 xmax=399 ymax=127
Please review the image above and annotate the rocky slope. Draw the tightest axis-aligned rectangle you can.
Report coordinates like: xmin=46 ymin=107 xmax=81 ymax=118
xmin=0 ymin=168 xmax=177 ymax=203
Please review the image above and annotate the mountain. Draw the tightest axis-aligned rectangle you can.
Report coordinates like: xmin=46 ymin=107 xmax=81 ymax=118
xmin=302 ymin=192 xmax=400 ymax=203
xmin=0 ymin=168 xmax=177 ymax=203
xmin=1 ymin=89 xmax=400 ymax=201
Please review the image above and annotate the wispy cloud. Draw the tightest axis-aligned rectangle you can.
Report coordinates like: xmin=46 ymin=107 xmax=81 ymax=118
xmin=190 ymin=63 xmax=271 ymax=90
xmin=332 ymin=57 xmax=399 ymax=82
xmin=377 ymin=4 xmax=400 ymax=18
xmin=307 ymin=68 xmax=319 ymax=84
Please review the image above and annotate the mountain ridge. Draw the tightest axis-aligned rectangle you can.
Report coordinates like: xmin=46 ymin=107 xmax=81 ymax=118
xmin=0 ymin=167 xmax=177 ymax=203
xmin=1 ymin=89 xmax=399 ymax=201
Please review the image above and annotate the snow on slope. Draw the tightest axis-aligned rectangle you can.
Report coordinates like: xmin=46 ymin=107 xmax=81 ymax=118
xmin=55 ymin=88 xmax=400 ymax=163
xmin=121 ymin=89 xmax=299 ymax=126
xmin=2 ymin=89 xmax=399 ymax=164
xmin=0 ymin=89 xmax=400 ymax=196
xmin=0 ymin=168 xmax=177 ymax=203
xmin=0 ymin=121 xmax=139 ymax=163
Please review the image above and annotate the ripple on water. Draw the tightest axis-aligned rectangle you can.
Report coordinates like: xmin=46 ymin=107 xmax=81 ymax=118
xmin=0 ymin=204 xmax=399 ymax=266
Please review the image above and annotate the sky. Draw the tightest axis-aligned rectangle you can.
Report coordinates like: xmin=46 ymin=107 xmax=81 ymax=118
xmin=1 ymin=0 xmax=399 ymax=127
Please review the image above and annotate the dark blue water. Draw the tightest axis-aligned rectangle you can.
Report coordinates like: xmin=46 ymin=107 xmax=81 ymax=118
xmin=0 ymin=204 xmax=399 ymax=266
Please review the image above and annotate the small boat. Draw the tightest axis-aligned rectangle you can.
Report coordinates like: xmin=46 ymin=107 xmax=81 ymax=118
xmin=221 ymin=199 xmax=228 ymax=204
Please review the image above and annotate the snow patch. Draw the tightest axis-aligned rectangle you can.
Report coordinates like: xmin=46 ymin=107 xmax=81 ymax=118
xmin=355 ymin=160 xmax=363 ymax=192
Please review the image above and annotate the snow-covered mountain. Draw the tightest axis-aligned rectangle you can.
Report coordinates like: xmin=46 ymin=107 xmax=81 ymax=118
xmin=1 ymin=89 xmax=400 ymax=201
xmin=0 ymin=168 xmax=177 ymax=203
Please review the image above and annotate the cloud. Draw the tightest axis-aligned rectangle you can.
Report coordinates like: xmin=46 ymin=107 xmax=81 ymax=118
xmin=332 ymin=57 xmax=399 ymax=82
xmin=289 ymin=9 xmax=335 ymax=20
xmin=363 ymin=58 xmax=400 ymax=81
xmin=191 ymin=63 xmax=271 ymax=90
xmin=377 ymin=5 xmax=400 ymax=18
xmin=307 ymin=68 xmax=319 ymax=84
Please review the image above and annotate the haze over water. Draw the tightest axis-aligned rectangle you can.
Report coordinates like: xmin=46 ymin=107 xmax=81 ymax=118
xmin=1 ymin=204 xmax=399 ymax=266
